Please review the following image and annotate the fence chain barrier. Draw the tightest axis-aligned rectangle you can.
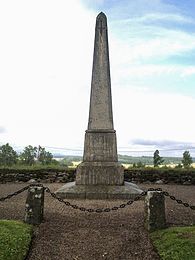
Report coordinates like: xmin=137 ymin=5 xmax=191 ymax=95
xmin=147 ymin=187 xmax=195 ymax=211
xmin=44 ymin=187 xmax=148 ymax=213
xmin=0 ymin=185 xmax=195 ymax=213
xmin=0 ymin=185 xmax=30 ymax=201
xmin=44 ymin=186 xmax=195 ymax=213
xmin=0 ymin=184 xmax=43 ymax=202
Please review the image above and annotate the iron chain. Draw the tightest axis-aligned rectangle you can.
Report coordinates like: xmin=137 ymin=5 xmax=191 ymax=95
xmin=0 ymin=183 xmax=43 ymax=202
xmin=44 ymin=187 xmax=195 ymax=213
xmin=161 ymin=190 xmax=195 ymax=210
xmin=0 ymin=184 xmax=195 ymax=212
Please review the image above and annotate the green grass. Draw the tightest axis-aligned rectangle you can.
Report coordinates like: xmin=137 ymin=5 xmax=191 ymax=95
xmin=151 ymin=226 xmax=195 ymax=260
xmin=0 ymin=220 xmax=33 ymax=260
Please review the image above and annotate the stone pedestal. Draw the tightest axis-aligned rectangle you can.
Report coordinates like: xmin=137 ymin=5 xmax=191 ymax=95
xmin=83 ymin=130 xmax=118 ymax=162
xmin=76 ymin=129 xmax=124 ymax=186
xmin=56 ymin=181 xmax=142 ymax=199
xmin=76 ymin=162 xmax=124 ymax=185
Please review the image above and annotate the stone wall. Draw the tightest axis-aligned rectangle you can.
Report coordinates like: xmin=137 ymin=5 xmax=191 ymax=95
xmin=124 ymin=168 xmax=195 ymax=185
xmin=0 ymin=168 xmax=75 ymax=183
xmin=0 ymin=168 xmax=195 ymax=184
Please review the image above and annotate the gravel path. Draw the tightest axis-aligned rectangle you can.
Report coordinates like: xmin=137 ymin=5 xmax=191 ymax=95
xmin=0 ymin=183 xmax=195 ymax=260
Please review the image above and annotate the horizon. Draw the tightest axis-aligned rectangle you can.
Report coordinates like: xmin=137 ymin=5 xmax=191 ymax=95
xmin=2 ymin=143 xmax=194 ymax=158
xmin=1 ymin=1 xmax=195 ymax=157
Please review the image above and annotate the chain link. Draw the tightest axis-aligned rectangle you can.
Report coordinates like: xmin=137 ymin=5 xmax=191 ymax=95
xmin=0 ymin=184 xmax=195 ymax=213
xmin=0 ymin=185 xmax=29 ymax=201
xmin=0 ymin=183 xmax=43 ymax=202
xmin=160 ymin=189 xmax=195 ymax=210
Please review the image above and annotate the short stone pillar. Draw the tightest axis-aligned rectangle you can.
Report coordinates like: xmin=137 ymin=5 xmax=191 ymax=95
xmin=145 ymin=191 xmax=166 ymax=231
xmin=24 ymin=186 xmax=44 ymax=225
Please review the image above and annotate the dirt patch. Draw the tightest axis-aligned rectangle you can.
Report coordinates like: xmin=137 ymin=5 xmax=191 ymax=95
xmin=0 ymin=183 xmax=195 ymax=260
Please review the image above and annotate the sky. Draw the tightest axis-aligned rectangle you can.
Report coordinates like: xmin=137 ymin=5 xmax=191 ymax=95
xmin=1 ymin=0 xmax=195 ymax=157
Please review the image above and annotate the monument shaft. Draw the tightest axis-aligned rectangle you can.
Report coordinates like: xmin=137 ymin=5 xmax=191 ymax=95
xmin=88 ymin=12 xmax=113 ymax=130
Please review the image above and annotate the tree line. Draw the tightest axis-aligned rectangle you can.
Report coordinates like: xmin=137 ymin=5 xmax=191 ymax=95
xmin=0 ymin=143 xmax=55 ymax=166
xmin=0 ymin=143 xmax=193 ymax=168
xmin=133 ymin=149 xmax=193 ymax=169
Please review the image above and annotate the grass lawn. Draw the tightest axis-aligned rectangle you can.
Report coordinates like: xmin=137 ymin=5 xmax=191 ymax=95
xmin=0 ymin=220 xmax=33 ymax=260
xmin=151 ymin=226 xmax=195 ymax=260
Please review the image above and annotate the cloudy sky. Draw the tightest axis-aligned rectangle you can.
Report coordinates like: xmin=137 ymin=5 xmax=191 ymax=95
xmin=1 ymin=0 xmax=195 ymax=156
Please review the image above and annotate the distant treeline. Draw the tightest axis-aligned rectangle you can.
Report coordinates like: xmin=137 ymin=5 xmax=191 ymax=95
xmin=60 ymin=154 xmax=192 ymax=166
xmin=1 ymin=142 xmax=193 ymax=168
xmin=118 ymin=155 xmax=184 ymax=165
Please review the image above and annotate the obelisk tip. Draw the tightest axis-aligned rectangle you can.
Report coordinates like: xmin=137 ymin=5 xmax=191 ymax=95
xmin=97 ymin=12 xmax=107 ymax=20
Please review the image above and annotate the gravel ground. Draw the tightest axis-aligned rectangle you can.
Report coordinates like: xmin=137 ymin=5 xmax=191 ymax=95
xmin=0 ymin=183 xmax=195 ymax=260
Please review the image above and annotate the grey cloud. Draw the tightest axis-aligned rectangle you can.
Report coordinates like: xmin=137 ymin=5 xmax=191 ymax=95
xmin=131 ymin=139 xmax=195 ymax=150
xmin=0 ymin=127 xmax=6 ymax=133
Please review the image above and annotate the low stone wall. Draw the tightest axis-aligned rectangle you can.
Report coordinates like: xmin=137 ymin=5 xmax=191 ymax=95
xmin=0 ymin=168 xmax=76 ymax=184
xmin=0 ymin=168 xmax=195 ymax=185
xmin=124 ymin=168 xmax=195 ymax=185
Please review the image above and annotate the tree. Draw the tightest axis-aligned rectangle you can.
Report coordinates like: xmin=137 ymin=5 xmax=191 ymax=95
xmin=153 ymin=150 xmax=164 ymax=167
xmin=38 ymin=146 xmax=53 ymax=165
xmin=19 ymin=145 xmax=54 ymax=166
xmin=182 ymin=151 xmax=193 ymax=168
xmin=0 ymin=143 xmax=18 ymax=166
xmin=132 ymin=162 xmax=136 ymax=168
xmin=20 ymin=145 xmax=37 ymax=165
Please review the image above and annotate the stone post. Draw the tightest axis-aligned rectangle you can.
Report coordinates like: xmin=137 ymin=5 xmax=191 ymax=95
xmin=145 ymin=191 xmax=166 ymax=231
xmin=24 ymin=186 xmax=44 ymax=225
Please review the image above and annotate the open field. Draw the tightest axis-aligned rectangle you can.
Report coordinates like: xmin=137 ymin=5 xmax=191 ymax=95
xmin=120 ymin=163 xmax=195 ymax=169
xmin=58 ymin=155 xmax=195 ymax=169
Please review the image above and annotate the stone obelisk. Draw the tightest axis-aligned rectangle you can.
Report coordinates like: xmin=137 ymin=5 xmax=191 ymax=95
xmin=76 ymin=12 xmax=123 ymax=186
xmin=56 ymin=12 xmax=142 ymax=199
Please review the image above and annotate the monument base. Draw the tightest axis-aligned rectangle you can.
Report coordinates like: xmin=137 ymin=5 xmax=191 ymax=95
xmin=55 ymin=182 xmax=143 ymax=199
xmin=76 ymin=161 xmax=124 ymax=185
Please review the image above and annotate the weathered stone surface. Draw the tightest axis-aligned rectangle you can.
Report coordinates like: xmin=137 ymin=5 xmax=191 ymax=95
xmin=88 ymin=12 xmax=113 ymax=130
xmin=24 ymin=186 xmax=44 ymax=225
xmin=76 ymin=162 xmax=124 ymax=185
xmin=155 ymin=180 xmax=164 ymax=184
xmin=56 ymin=181 xmax=142 ymax=199
xmin=28 ymin=179 xmax=37 ymax=183
xmin=145 ymin=191 xmax=166 ymax=231
xmin=83 ymin=131 xmax=117 ymax=162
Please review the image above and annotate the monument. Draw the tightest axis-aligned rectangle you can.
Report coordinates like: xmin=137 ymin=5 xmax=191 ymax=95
xmin=56 ymin=12 xmax=142 ymax=199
